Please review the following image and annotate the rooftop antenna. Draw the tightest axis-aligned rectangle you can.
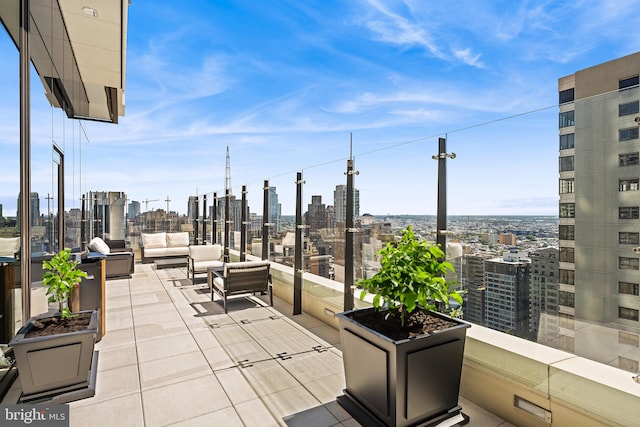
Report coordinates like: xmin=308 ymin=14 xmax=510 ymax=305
xmin=225 ymin=146 xmax=232 ymax=195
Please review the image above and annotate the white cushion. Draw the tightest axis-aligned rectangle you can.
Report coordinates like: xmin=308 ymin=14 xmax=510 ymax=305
xmin=88 ymin=237 xmax=110 ymax=254
xmin=142 ymin=232 xmax=167 ymax=249
xmin=0 ymin=237 xmax=20 ymax=257
xmin=167 ymin=232 xmax=189 ymax=248
xmin=189 ymin=244 xmax=222 ymax=262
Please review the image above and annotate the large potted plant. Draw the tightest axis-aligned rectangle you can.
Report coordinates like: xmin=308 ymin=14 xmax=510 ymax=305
xmin=337 ymin=226 xmax=470 ymax=427
xmin=9 ymin=249 xmax=98 ymax=402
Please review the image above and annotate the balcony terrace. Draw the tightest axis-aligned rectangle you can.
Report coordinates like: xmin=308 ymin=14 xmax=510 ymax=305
xmin=3 ymin=252 xmax=638 ymax=426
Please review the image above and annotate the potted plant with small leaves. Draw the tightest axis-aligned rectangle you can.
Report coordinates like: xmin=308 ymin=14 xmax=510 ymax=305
xmin=9 ymin=249 xmax=99 ymax=402
xmin=337 ymin=226 xmax=470 ymax=427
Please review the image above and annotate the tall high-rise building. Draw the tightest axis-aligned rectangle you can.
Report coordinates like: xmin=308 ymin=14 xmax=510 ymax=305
xmin=484 ymin=251 xmax=531 ymax=338
xmin=268 ymin=187 xmax=282 ymax=233
xmin=306 ymin=195 xmax=327 ymax=236
xmin=334 ymin=184 xmax=359 ymax=224
xmin=128 ymin=200 xmax=140 ymax=221
xmin=463 ymin=253 xmax=492 ymax=325
xmin=529 ymin=247 xmax=560 ymax=347
xmin=558 ymin=52 xmax=640 ymax=371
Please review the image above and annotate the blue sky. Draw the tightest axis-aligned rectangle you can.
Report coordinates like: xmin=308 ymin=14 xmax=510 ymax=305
xmin=2 ymin=0 xmax=640 ymax=216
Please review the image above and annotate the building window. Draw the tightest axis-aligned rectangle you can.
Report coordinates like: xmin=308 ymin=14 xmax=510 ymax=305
xmin=619 ymin=257 xmax=639 ymax=270
xmin=560 ymin=247 xmax=574 ymax=263
xmin=559 ymin=290 xmax=575 ymax=307
xmin=559 ymin=133 xmax=575 ymax=150
xmin=619 ymin=206 xmax=639 ymax=219
xmin=620 ymin=152 xmax=640 ymax=166
xmin=619 ymin=178 xmax=639 ymax=191
xmin=619 ymin=281 xmax=640 ymax=296
xmin=559 ymin=111 xmax=575 ymax=128
xmin=619 ymin=331 xmax=639 ymax=347
xmin=559 ymin=88 xmax=575 ymax=104
xmin=619 ymin=127 xmax=640 ymax=141
xmin=559 ymin=178 xmax=575 ymax=194
xmin=559 ymin=156 xmax=575 ymax=172
xmin=619 ymin=232 xmax=640 ymax=244
xmin=559 ymin=269 xmax=575 ymax=285
xmin=619 ymin=75 xmax=639 ymax=90
xmin=619 ymin=100 xmax=640 ymax=116
xmin=619 ymin=306 xmax=640 ymax=321
xmin=560 ymin=203 xmax=575 ymax=218
xmin=559 ymin=225 xmax=574 ymax=240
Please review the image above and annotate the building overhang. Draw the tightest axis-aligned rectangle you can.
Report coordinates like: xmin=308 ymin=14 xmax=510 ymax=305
xmin=0 ymin=0 xmax=128 ymax=123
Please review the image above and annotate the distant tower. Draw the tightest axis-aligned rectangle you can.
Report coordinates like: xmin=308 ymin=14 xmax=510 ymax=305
xmin=225 ymin=146 xmax=232 ymax=195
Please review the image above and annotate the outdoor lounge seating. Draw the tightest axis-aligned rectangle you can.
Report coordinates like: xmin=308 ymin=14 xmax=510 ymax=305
xmin=87 ymin=237 xmax=135 ymax=279
xmin=140 ymin=232 xmax=190 ymax=263
xmin=209 ymin=261 xmax=272 ymax=313
xmin=188 ymin=244 xmax=224 ymax=285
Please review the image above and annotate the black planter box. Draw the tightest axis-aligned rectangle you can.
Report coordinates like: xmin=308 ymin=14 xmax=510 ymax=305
xmin=9 ymin=310 xmax=98 ymax=400
xmin=337 ymin=307 xmax=470 ymax=427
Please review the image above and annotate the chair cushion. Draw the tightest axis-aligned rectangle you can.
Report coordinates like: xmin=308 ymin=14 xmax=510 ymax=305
xmin=142 ymin=232 xmax=167 ymax=249
xmin=189 ymin=244 xmax=222 ymax=261
xmin=0 ymin=237 xmax=20 ymax=257
xmin=88 ymin=237 xmax=111 ymax=254
xmin=167 ymin=232 xmax=189 ymax=248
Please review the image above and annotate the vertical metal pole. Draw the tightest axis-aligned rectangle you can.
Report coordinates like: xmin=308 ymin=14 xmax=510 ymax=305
xmin=212 ymin=192 xmax=218 ymax=244
xmin=240 ymin=185 xmax=247 ymax=261
xmin=224 ymin=189 xmax=230 ymax=262
xmin=54 ymin=145 xmax=64 ymax=250
xmin=93 ymin=194 xmax=99 ymax=238
xmin=293 ymin=172 xmax=303 ymax=315
xmin=20 ymin=0 xmax=31 ymax=324
xmin=194 ymin=197 xmax=199 ymax=245
xmin=81 ymin=194 xmax=86 ymax=249
xmin=262 ymin=180 xmax=269 ymax=260
xmin=202 ymin=194 xmax=207 ymax=244
xmin=344 ymin=156 xmax=356 ymax=311
xmin=435 ymin=137 xmax=452 ymax=254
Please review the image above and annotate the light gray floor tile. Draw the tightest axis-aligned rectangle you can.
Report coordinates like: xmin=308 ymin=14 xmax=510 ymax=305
xmin=170 ymin=406 xmax=244 ymax=427
xmin=139 ymin=350 xmax=211 ymax=390
xmin=91 ymin=364 xmax=140 ymax=402
xmin=260 ymin=385 xmax=326 ymax=422
xmin=202 ymin=345 xmax=237 ymax=370
xmin=96 ymin=343 xmax=138 ymax=372
xmin=235 ymin=398 xmax=280 ymax=427
xmin=210 ymin=323 xmax=254 ymax=346
xmin=190 ymin=326 xmax=222 ymax=349
xmin=279 ymin=350 xmax=344 ymax=383
xmin=141 ymin=374 xmax=231 ymax=426
xmin=240 ymin=360 xmax=302 ymax=396
xmin=302 ymin=373 xmax=347 ymax=404
xmin=69 ymin=393 xmax=144 ymax=427
xmin=254 ymin=330 xmax=326 ymax=357
xmin=136 ymin=332 xmax=199 ymax=363
xmin=223 ymin=338 xmax=273 ymax=364
xmin=216 ymin=367 xmax=259 ymax=404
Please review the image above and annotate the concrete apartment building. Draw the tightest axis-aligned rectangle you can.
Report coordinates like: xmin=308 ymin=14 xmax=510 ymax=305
xmin=558 ymin=52 xmax=640 ymax=371
xmin=484 ymin=250 xmax=531 ymax=337
xmin=529 ymin=247 xmax=560 ymax=347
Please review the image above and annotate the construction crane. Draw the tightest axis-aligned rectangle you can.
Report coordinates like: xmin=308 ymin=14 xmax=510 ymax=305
xmin=143 ymin=198 xmax=159 ymax=212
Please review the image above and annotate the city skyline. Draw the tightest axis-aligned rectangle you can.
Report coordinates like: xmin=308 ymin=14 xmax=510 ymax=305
xmin=1 ymin=1 xmax=640 ymax=216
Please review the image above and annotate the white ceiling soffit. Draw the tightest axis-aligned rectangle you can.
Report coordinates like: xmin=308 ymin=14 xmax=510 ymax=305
xmin=58 ymin=0 xmax=128 ymax=122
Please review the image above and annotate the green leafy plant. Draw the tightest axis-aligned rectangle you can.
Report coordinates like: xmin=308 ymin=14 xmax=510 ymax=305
xmin=42 ymin=249 xmax=88 ymax=319
xmin=358 ymin=225 xmax=463 ymax=326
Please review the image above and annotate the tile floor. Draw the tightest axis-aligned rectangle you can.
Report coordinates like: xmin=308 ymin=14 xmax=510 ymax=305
xmin=4 ymin=263 xmax=511 ymax=426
